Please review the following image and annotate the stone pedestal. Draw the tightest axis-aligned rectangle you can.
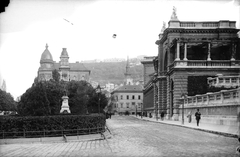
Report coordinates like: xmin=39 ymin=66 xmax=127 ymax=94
xmin=60 ymin=96 xmax=71 ymax=114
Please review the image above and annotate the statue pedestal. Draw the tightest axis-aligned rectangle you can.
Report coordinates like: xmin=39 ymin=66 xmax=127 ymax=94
xmin=60 ymin=96 xmax=71 ymax=114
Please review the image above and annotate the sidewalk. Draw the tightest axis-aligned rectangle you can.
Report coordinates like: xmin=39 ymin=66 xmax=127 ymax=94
xmin=132 ymin=115 xmax=239 ymax=138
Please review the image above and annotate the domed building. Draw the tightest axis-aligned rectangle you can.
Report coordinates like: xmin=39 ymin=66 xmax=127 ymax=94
xmin=38 ymin=44 xmax=90 ymax=82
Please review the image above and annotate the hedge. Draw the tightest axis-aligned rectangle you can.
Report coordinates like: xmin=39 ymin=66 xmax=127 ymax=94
xmin=0 ymin=114 xmax=106 ymax=138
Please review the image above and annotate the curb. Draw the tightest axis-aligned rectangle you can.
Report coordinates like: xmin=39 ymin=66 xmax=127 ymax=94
xmin=0 ymin=134 xmax=104 ymax=145
xmin=103 ymin=125 xmax=113 ymax=139
xmin=134 ymin=117 xmax=238 ymax=138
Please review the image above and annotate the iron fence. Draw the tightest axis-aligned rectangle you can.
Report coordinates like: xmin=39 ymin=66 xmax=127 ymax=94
xmin=0 ymin=126 xmax=105 ymax=139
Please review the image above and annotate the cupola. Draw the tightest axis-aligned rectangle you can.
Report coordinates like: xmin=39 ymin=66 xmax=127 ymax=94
xmin=40 ymin=44 xmax=53 ymax=64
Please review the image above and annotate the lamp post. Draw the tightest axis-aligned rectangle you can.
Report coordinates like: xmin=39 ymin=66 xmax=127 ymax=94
xmin=86 ymin=95 xmax=89 ymax=115
xmin=141 ymin=103 xmax=143 ymax=119
xmin=96 ymin=85 xmax=102 ymax=114
xmin=181 ymin=93 xmax=187 ymax=125
xmin=136 ymin=104 xmax=137 ymax=117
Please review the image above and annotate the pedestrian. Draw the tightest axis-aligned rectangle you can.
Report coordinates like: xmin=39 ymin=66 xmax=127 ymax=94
xmin=160 ymin=111 xmax=165 ymax=121
xmin=187 ymin=111 xmax=192 ymax=123
xmin=109 ymin=112 xmax=111 ymax=119
xmin=107 ymin=111 xmax=111 ymax=119
xmin=195 ymin=109 xmax=201 ymax=126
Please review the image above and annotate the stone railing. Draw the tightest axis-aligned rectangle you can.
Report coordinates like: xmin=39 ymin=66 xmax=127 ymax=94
xmin=208 ymin=75 xmax=240 ymax=88
xmin=169 ymin=21 xmax=236 ymax=29
xmin=181 ymin=88 xmax=240 ymax=107
xmin=168 ymin=60 xmax=240 ymax=70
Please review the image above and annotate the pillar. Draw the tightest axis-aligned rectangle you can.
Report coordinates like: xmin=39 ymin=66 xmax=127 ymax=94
xmin=207 ymin=43 xmax=211 ymax=61
xmin=175 ymin=42 xmax=180 ymax=61
xmin=153 ymin=81 xmax=157 ymax=119
xmin=183 ymin=43 xmax=188 ymax=60
xmin=231 ymin=43 xmax=236 ymax=61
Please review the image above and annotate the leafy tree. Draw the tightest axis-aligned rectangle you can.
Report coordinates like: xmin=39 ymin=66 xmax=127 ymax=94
xmin=0 ymin=89 xmax=17 ymax=111
xmin=45 ymin=80 xmax=65 ymax=115
xmin=52 ymin=69 xmax=60 ymax=82
xmin=18 ymin=82 xmax=50 ymax=116
xmin=87 ymin=90 xmax=108 ymax=114
xmin=67 ymin=80 xmax=94 ymax=115
xmin=17 ymin=78 xmax=108 ymax=116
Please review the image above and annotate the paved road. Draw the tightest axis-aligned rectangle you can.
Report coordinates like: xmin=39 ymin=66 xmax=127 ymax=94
xmin=0 ymin=116 xmax=239 ymax=157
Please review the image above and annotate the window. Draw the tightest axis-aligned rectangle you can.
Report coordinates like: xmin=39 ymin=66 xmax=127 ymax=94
xmin=138 ymin=95 xmax=141 ymax=100
xmin=127 ymin=95 xmax=129 ymax=99
xmin=232 ymin=78 xmax=237 ymax=83
xmin=132 ymin=102 xmax=135 ymax=106
xmin=219 ymin=78 xmax=223 ymax=83
xmin=121 ymin=95 xmax=123 ymax=99
xmin=225 ymin=78 xmax=230 ymax=83
xmin=121 ymin=103 xmax=123 ymax=108
xmin=126 ymin=103 xmax=129 ymax=108
xmin=132 ymin=95 xmax=135 ymax=99
xmin=116 ymin=96 xmax=118 ymax=101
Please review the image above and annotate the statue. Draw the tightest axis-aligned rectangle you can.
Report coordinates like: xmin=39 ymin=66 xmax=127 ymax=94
xmin=60 ymin=94 xmax=71 ymax=114
xmin=171 ymin=6 xmax=179 ymax=21
xmin=161 ymin=21 xmax=166 ymax=33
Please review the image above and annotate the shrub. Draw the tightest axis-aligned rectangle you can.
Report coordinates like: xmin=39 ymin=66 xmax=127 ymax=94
xmin=0 ymin=114 xmax=106 ymax=138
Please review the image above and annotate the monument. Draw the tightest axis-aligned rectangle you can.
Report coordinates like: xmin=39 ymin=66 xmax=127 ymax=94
xmin=60 ymin=94 xmax=71 ymax=114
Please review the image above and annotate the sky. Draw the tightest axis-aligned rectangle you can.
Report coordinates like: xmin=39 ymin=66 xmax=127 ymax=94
xmin=0 ymin=0 xmax=239 ymax=99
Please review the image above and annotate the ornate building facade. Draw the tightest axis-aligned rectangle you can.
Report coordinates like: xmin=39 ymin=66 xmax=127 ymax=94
xmin=38 ymin=44 xmax=91 ymax=82
xmin=143 ymin=8 xmax=240 ymax=120
xmin=141 ymin=56 xmax=156 ymax=115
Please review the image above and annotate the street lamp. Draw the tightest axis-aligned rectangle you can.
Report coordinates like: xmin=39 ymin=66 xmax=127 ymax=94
xmin=96 ymin=85 xmax=102 ymax=114
xmin=136 ymin=104 xmax=137 ymax=117
xmin=86 ymin=95 xmax=89 ymax=115
xmin=181 ymin=93 xmax=187 ymax=125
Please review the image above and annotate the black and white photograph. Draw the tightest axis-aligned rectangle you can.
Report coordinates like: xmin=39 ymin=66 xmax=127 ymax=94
xmin=0 ymin=0 xmax=240 ymax=156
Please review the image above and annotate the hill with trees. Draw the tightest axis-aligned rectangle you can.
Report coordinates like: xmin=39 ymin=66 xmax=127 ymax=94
xmin=84 ymin=61 xmax=143 ymax=85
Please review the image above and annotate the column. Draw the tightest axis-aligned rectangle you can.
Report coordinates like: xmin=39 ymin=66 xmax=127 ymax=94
xmin=175 ymin=42 xmax=180 ymax=61
xmin=153 ymin=82 xmax=156 ymax=119
xmin=231 ymin=43 xmax=236 ymax=61
xmin=207 ymin=43 xmax=211 ymax=61
xmin=183 ymin=43 xmax=188 ymax=60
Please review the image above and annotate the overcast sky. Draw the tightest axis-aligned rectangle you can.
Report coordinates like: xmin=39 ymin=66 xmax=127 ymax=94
xmin=0 ymin=0 xmax=239 ymax=99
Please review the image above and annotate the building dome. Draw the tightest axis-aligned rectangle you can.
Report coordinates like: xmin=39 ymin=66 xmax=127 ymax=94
xmin=40 ymin=44 xmax=53 ymax=63
xmin=60 ymin=48 xmax=69 ymax=58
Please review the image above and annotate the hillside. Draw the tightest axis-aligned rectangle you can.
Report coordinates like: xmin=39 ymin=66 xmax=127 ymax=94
xmin=84 ymin=62 xmax=143 ymax=85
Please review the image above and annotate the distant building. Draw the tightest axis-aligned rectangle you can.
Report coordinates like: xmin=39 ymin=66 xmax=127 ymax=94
xmin=38 ymin=44 xmax=91 ymax=82
xmin=111 ymin=85 xmax=143 ymax=115
xmin=103 ymin=58 xmax=125 ymax=62
xmin=111 ymin=56 xmax=143 ymax=115
xmin=81 ymin=59 xmax=101 ymax=63
xmin=105 ymin=83 xmax=115 ymax=92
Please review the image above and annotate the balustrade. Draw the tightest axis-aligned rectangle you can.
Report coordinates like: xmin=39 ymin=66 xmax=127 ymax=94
xmin=182 ymin=88 xmax=240 ymax=107
xmin=207 ymin=75 xmax=240 ymax=88
xmin=168 ymin=60 xmax=240 ymax=70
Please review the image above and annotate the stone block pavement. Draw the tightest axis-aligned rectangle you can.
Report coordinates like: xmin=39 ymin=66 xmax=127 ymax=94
xmin=0 ymin=116 xmax=239 ymax=157
xmin=132 ymin=115 xmax=239 ymax=138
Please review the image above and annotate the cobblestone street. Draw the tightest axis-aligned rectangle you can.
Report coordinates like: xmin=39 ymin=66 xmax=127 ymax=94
xmin=0 ymin=115 xmax=239 ymax=157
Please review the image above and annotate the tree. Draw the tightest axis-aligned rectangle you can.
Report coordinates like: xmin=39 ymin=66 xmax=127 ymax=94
xmin=18 ymin=82 xmax=50 ymax=116
xmin=0 ymin=89 xmax=17 ymax=111
xmin=52 ymin=69 xmax=60 ymax=82
xmin=67 ymin=80 xmax=94 ymax=115
xmin=87 ymin=89 xmax=108 ymax=114
xmin=44 ymin=81 xmax=65 ymax=115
